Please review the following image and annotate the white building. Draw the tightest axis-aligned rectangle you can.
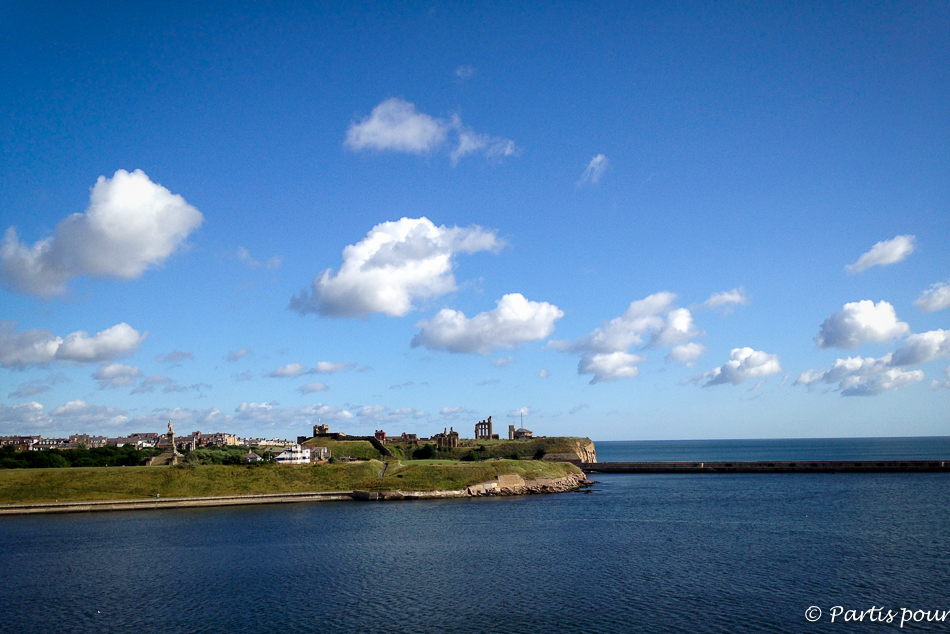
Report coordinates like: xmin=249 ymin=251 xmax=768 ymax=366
xmin=275 ymin=444 xmax=311 ymax=465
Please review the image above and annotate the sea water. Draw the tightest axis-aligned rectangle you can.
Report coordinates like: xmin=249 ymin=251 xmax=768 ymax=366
xmin=1 ymin=438 xmax=948 ymax=633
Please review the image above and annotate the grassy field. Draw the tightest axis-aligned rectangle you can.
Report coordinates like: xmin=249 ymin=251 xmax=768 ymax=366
xmin=0 ymin=459 xmax=581 ymax=504
xmin=302 ymin=436 xmax=594 ymax=462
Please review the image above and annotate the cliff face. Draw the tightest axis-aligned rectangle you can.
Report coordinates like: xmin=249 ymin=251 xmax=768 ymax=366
xmin=573 ymin=439 xmax=597 ymax=463
xmin=542 ymin=439 xmax=597 ymax=464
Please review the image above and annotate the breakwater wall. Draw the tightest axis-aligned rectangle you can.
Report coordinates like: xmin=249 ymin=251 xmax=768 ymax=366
xmin=583 ymin=460 xmax=950 ymax=474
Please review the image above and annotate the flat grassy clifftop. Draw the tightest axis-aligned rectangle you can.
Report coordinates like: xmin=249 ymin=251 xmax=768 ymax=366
xmin=303 ymin=436 xmax=596 ymax=463
xmin=0 ymin=460 xmax=581 ymax=505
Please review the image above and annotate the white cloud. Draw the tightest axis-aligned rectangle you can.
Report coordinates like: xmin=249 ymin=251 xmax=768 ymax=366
xmin=698 ymin=347 xmax=782 ymax=387
xmin=345 ymin=98 xmax=447 ymax=154
xmin=889 ymin=329 xmax=950 ymax=366
xmin=234 ymin=401 xmax=355 ymax=425
xmin=914 ymin=281 xmax=950 ymax=313
xmin=314 ymin=361 xmax=356 ymax=374
xmin=1 ymin=169 xmax=202 ymax=298
xmin=51 ymin=400 xmax=129 ymax=427
xmin=344 ymin=98 xmax=518 ymax=165
xmin=552 ymin=292 xmax=708 ymax=383
xmin=539 ymin=368 xmax=549 ymax=378
xmin=237 ymin=246 xmax=281 ymax=270
xmin=455 ymin=65 xmax=475 ymax=79
xmin=666 ymin=342 xmax=707 ymax=366
xmin=355 ymin=405 xmax=426 ymax=423
xmin=796 ymin=329 xmax=948 ymax=397
xmin=0 ymin=402 xmax=51 ymax=428
xmin=578 ymin=154 xmax=609 ymax=185
xmin=412 ymin=293 xmax=563 ymax=355
xmin=298 ymin=382 xmax=329 ymax=394
xmin=493 ymin=356 xmax=514 ymax=367
xmin=227 ymin=348 xmax=251 ymax=362
xmin=795 ymin=354 xmax=924 ymax=397
xmin=579 ymin=351 xmax=644 ymax=383
xmin=814 ymin=300 xmax=910 ymax=349
xmin=508 ymin=407 xmax=530 ymax=418
xmin=0 ymin=321 xmax=146 ymax=368
xmin=699 ymin=288 xmax=750 ymax=310
xmin=290 ymin=217 xmax=501 ymax=318
xmin=845 ymin=234 xmax=916 ymax=274
xmin=93 ymin=363 xmax=142 ymax=389
xmin=265 ymin=363 xmax=308 ymax=378
xmin=651 ymin=308 xmax=702 ymax=347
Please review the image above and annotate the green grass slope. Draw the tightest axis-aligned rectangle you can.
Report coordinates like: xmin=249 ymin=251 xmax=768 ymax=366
xmin=0 ymin=460 xmax=581 ymax=505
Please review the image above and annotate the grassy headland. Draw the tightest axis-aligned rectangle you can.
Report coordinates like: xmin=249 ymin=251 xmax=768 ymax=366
xmin=0 ymin=459 xmax=581 ymax=505
xmin=303 ymin=436 xmax=595 ymax=462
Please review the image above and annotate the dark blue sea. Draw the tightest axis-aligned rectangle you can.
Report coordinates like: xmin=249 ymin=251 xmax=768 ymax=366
xmin=2 ymin=437 xmax=948 ymax=633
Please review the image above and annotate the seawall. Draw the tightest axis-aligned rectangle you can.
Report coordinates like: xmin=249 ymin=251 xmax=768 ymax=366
xmin=583 ymin=460 xmax=950 ymax=473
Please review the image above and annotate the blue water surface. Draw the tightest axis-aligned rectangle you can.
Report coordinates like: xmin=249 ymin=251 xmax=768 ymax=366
xmin=2 ymin=439 xmax=949 ymax=633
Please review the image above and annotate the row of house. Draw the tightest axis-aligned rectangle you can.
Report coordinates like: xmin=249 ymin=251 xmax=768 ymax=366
xmin=1 ymin=432 xmax=291 ymax=452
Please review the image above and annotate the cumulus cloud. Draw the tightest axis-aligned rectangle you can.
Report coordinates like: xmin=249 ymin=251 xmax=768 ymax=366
xmin=93 ymin=363 xmax=142 ymax=389
xmin=845 ymin=235 xmax=916 ymax=274
xmin=508 ymin=407 xmax=530 ymax=418
xmin=412 ymin=293 xmax=563 ymax=355
xmin=290 ymin=217 xmax=501 ymax=318
xmin=914 ymin=281 xmax=950 ymax=313
xmin=265 ymin=363 xmax=308 ymax=378
xmin=155 ymin=350 xmax=193 ymax=363
xmin=51 ymin=400 xmax=129 ymax=427
xmin=699 ymin=288 xmax=750 ymax=310
xmin=1 ymin=169 xmax=202 ymax=298
xmin=814 ymin=300 xmax=910 ymax=349
xmin=889 ymin=329 xmax=950 ymax=367
xmin=696 ymin=348 xmax=782 ymax=387
xmin=344 ymin=98 xmax=518 ymax=165
xmin=0 ymin=321 xmax=146 ymax=369
xmin=579 ymin=351 xmax=644 ymax=383
xmin=666 ymin=342 xmax=707 ymax=366
xmin=551 ymin=292 xmax=708 ymax=383
xmin=237 ymin=246 xmax=282 ymax=270
xmin=0 ymin=401 xmax=51 ymax=428
xmin=795 ymin=355 xmax=924 ymax=396
xmin=493 ymin=356 xmax=514 ymax=367
xmin=298 ymin=382 xmax=329 ymax=394
xmin=578 ymin=154 xmax=610 ymax=185
xmin=441 ymin=406 xmax=468 ymax=417
xmin=227 ymin=348 xmax=251 ymax=362
xmin=796 ymin=329 xmax=948 ymax=396
xmin=539 ymin=368 xmax=549 ymax=378
xmin=234 ymin=401 xmax=355 ymax=425
xmin=355 ymin=405 xmax=426 ymax=422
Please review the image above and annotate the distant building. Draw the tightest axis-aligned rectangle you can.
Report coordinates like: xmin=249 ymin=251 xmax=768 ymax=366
xmin=0 ymin=436 xmax=40 ymax=451
xmin=69 ymin=434 xmax=108 ymax=448
xmin=244 ymin=451 xmax=262 ymax=462
xmin=314 ymin=424 xmax=330 ymax=436
xmin=475 ymin=416 xmax=498 ymax=440
xmin=310 ymin=446 xmax=331 ymax=461
xmin=275 ymin=444 xmax=311 ymax=465
xmin=433 ymin=427 xmax=460 ymax=448
xmin=374 ymin=430 xmax=386 ymax=441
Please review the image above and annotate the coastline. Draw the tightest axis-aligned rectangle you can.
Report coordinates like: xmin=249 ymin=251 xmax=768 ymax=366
xmin=0 ymin=472 xmax=589 ymax=515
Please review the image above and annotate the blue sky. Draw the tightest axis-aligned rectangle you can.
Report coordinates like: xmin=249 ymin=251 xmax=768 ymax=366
xmin=1 ymin=2 xmax=947 ymax=441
